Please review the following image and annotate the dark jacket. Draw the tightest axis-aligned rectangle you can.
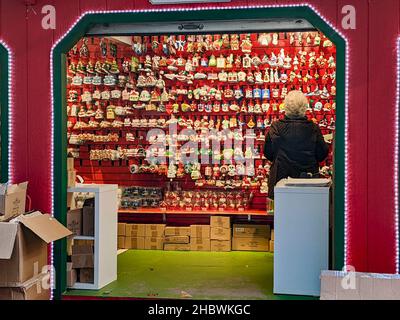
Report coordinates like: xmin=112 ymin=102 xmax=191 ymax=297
xmin=264 ymin=116 xmax=329 ymax=198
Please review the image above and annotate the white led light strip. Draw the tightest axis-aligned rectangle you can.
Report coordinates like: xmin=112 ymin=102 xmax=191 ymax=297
xmin=50 ymin=3 xmax=350 ymax=299
xmin=0 ymin=39 xmax=13 ymax=184
xmin=395 ymin=37 xmax=400 ymax=274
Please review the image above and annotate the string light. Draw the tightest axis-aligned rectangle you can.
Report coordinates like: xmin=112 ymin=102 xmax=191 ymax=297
xmin=50 ymin=3 xmax=351 ymax=299
xmin=395 ymin=37 xmax=400 ymax=274
xmin=0 ymin=40 xmax=13 ymax=184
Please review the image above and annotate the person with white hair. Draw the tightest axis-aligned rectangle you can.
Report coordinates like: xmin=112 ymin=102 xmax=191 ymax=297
xmin=264 ymin=90 xmax=329 ymax=198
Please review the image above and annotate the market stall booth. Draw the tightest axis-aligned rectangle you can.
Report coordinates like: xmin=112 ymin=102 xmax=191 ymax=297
xmin=53 ymin=7 xmax=342 ymax=299
xmin=0 ymin=0 xmax=399 ymax=301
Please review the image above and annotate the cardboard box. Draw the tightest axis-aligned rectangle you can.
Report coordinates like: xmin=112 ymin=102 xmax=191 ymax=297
xmin=232 ymin=237 xmax=269 ymax=251
xmin=71 ymin=253 xmax=94 ymax=268
xmin=126 ymin=224 xmax=146 ymax=237
xmin=118 ymin=223 xmax=126 ymax=236
xmin=210 ymin=227 xmax=231 ymax=241
xmin=190 ymin=225 xmax=210 ymax=238
xmin=0 ymin=211 xmax=72 ymax=286
xmin=210 ymin=240 xmax=231 ymax=252
xmin=67 ymin=237 xmax=73 ymax=256
xmin=79 ymin=268 xmax=94 ymax=284
xmin=118 ymin=236 xmax=125 ymax=249
xmin=67 ymin=192 xmax=76 ymax=210
xmin=68 ymin=171 xmax=76 ymax=188
xmin=269 ymin=240 xmax=274 ymax=252
xmin=82 ymin=206 xmax=94 ymax=237
xmin=72 ymin=243 xmax=93 ymax=255
xmin=67 ymin=262 xmax=77 ymax=288
xmin=0 ymin=273 xmax=50 ymax=300
xmin=190 ymin=238 xmax=211 ymax=251
xmin=124 ymin=237 xmax=145 ymax=249
xmin=144 ymin=237 xmax=164 ymax=250
xmin=210 ymin=216 xmax=230 ymax=229
xmin=164 ymin=226 xmax=191 ymax=236
xmin=164 ymin=243 xmax=191 ymax=251
xmin=271 ymin=229 xmax=274 ymax=241
xmin=67 ymin=209 xmax=82 ymax=236
xmin=0 ymin=182 xmax=28 ymax=222
xmin=233 ymin=224 xmax=271 ymax=239
xmin=67 ymin=157 xmax=75 ymax=171
xmin=145 ymin=224 xmax=166 ymax=237
xmin=164 ymin=235 xmax=190 ymax=244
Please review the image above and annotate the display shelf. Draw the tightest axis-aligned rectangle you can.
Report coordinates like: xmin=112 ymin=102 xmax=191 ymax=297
xmin=73 ymin=235 xmax=95 ymax=240
xmin=118 ymin=208 xmax=269 ymax=216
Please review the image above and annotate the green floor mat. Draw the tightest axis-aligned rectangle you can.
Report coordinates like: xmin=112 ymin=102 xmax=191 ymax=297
xmin=64 ymin=250 xmax=316 ymax=300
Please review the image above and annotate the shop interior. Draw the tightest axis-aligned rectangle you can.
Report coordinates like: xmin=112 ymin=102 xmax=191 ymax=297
xmin=63 ymin=18 xmax=337 ymax=300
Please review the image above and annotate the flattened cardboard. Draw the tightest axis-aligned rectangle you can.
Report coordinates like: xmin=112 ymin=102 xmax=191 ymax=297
xmin=269 ymin=240 xmax=274 ymax=252
xmin=82 ymin=206 xmax=94 ymax=236
xmin=19 ymin=213 xmax=72 ymax=243
xmin=66 ymin=263 xmax=77 ymax=288
xmin=0 ymin=222 xmax=18 ymax=259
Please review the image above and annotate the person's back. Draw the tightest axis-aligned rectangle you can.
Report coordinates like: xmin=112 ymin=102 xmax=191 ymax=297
xmin=264 ymin=91 xmax=329 ymax=198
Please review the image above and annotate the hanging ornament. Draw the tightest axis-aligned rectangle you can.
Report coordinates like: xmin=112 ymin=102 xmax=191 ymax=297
xmin=79 ymin=38 xmax=89 ymax=58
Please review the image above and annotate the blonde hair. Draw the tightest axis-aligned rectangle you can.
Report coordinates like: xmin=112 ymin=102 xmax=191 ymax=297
xmin=284 ymin=90 xmax=308 ymax=118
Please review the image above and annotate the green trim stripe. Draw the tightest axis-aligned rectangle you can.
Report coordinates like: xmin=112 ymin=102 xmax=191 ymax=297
xmin=0 ymin=43 xmax=9 ymax=183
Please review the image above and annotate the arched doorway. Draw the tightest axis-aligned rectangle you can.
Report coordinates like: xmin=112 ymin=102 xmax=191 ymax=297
xmin=51 ymin=6 xmax=347 ymax=299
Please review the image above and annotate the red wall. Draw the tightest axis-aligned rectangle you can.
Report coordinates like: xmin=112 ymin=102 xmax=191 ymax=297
xmin=0 ymin=0 xmax=398 ymax=274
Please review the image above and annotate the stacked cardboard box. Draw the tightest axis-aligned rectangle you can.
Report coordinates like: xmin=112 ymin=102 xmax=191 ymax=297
xmin=0 ymin=211 xmax=72 ymax=299
xmin=67 ymin=208 xmax=82 ymax=236
xmin=67 ymin=157 xmax=76 ymax=188
xmin=145 ymin=224 xmax=165 ymax=250
xmin=210 ymin=216 xmax=231 ymax=252
xmin=270 ymin=229 xmax=274 ymax=252
xmin=190 ymin=225 xmax=210 ymax=251
xmin=117 ymin=223 xmax=146 ymax=249
xmin=164 ymin=227 xmax=191 ymax=251
xmin=232 ymin=224 xmax=271 ymax=251
xmin=71 ymin=239 xmax=95 ymax=284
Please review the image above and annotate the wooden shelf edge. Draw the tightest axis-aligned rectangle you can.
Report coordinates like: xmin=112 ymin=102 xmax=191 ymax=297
xmin=118 ymin=208 xmax=272 ymax=216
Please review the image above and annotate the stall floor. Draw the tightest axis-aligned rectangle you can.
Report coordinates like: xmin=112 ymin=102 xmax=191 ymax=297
xmin=64 ymin=250 xmax=316 ymax=300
